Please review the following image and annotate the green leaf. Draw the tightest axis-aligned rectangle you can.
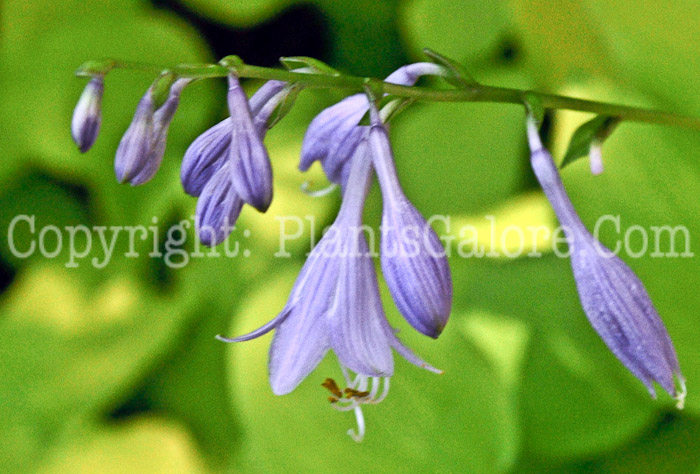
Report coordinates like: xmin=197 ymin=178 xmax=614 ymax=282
xmin=36 ymin=418 xmax=208 ymax=474
xmin=0 ymin=264 xmax=200 ymax=473
xmin=177 ymin=0 xmax=293 ymax=27
xmin=589 ymin=413 xmax=700 ymax=474
xmin=582 ymin=0 xmax=700 ymax=114
xmin=561 ymin=116 xmax=619 ymax=169
xmin=454 ymin=256 xmax=658 ymax=461
xmin=400 ymin=0 xmax=513 ymax=67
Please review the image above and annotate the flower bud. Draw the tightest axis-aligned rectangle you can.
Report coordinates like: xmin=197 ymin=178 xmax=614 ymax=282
xmin=369 ymin=105 xmax=452 ymax=338
xmin=115 ymin=89 xmax=155 ymax=184
xmin=181 ymin=80 xmax=288 ymax=197
xmin=526 ymin=117 xmax=684 ymax=404
xmin=227 ymin=73 xmax=273 ymax=212
xmin=71 ymin=76 xmax=104 ymax=153
xmin=196 ymin=162 xmax=244 ymax=246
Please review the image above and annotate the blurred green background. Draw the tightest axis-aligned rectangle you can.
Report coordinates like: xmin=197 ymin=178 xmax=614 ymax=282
xmin=1 ymin=0 xmax=700 ymax=472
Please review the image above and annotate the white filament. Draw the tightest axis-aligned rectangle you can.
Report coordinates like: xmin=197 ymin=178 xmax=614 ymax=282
xmin=347 ymin=406 xmax=366 ymax=442
xmin=301 ymin=181 xmax=338 ymax=198
xmin=329 ymin=366 xmax=392 ymax=441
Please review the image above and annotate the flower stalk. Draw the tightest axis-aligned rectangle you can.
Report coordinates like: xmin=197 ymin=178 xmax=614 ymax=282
xmin=77 ymin=56 xmax=700 ymax=132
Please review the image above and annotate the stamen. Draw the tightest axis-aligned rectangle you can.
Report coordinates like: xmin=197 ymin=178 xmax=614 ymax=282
xmin=321 ymin=378 xmax=343 ymax=398
xmin=344 ymin=388 xmax=370 ymax=399
xmin=373 ymin=377 xmax=390 ymax=404
xmin=347 ymin=406 xmax=366 ymax=443
xmin=368 ymin=377 xmax=380 ymax=400
xmin=324 ymin=367 xmax=392 ymax=438
xmin=301 ymin=181 xmax=338 ymax=198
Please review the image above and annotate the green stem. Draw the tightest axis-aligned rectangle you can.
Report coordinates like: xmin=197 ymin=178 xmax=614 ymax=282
xmin=99 ymin=60 xmax=700 ymax=132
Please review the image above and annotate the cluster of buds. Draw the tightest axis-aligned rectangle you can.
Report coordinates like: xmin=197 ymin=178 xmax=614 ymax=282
xmin=72 ymin=54 xmax=685 ymax=440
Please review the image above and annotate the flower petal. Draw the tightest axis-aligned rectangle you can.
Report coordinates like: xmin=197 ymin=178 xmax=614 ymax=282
xmin=129 ymin=78 xmax=191 ymax=186
xmin=571 ymin=238 xmax=680 ymax=397
xmin=114 ymin=89 xmax=154 ymax=184
xmin=268 ymin=303 xmax=331 ymax=395
xmin=195 ymin=163 xmax=244 ymax=246
xmin=381 ymin=198 xmax=452 ymax=338
xmin=227 ymin=74 xmax=273 ymax=212
xmin=71 ymin=76 xmax=103 ymax=153
xmin=328 ymin=233 xmax=394 ymax=377
xmin=181 ymin=118 xmax=231 ymax=196
xmin=369 ymin=115 xmax=452 ymax=338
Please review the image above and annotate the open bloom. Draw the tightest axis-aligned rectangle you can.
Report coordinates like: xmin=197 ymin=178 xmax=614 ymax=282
xmin=526 ymin=117 xmax=685 ymax=406
xmin=368 ymin=103 xmax=452 ymax=338
xmin=71 ymin=75 xmax=104 ymax=153
xmin=115 ymin=78 xmax=190 ymax=185
xmin=299 ymin=62 xmax=446 ymax=187
xmin=217 ymin=141 xmax=440 ymax=441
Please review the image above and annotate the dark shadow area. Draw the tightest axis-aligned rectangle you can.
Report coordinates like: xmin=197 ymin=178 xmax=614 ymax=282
xmin=150 ymin=0 xmax=330 ymax=66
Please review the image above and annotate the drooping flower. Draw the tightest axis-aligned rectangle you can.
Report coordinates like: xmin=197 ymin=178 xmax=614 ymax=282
xmin=184 ymin=80 xmax=293 ymax=245
xmin=368 ymin=101 xmax=452 ymax=338
xmin=526 ymin=116 xmax=685 ymax=406
xmin=299 ymin=62 xmax=447 ymax=186
xmin=115 ymin=78 xmax=191 ymax=185
xmin=226 ymin=73 xmax=273 ymax=212
xmin=181 ymin=80 xmax=287 ymax=197
xmin=217 ymin=140 xmax=440 ymax=441
xmin=71 ymin=75 xmax=104 ymax=153
xmin=196 ymin=162 xmax=244 ymax=247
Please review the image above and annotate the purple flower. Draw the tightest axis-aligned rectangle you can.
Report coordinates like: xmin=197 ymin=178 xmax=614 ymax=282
xmin=217 ymin=141 xmax=440 ymax=441
xmin=71 ymin=75 xmax=104 ymax=153
xmin=299 ymin=62 xmax=446 ymax=186
xmin=368 ymin=102 xmax=452 ymax=338
xmin=115 ymin=78 xmax=190 ymax=185
xmin=226 ymin=73 xmax=273 ymax=212
xmin=526 ymin=118 xmax=685 ymax=406
xmin=181 ymin=80 xmax=286 ymax=197
xmin=195 ymin=162 xmax=244 ymax=247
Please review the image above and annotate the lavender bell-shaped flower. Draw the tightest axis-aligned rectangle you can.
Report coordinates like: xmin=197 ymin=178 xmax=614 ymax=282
xmin=217 ymin=141 xmax=440 ymax=441
xmin=181 ymin=80 xmax=287 ymax=196
xmin=71 ymin=75 xmax=104 ymax=153
xmin=226 ymin=73 xmax=273 ymax=212
xmin=115 ymin=78 xmax=190 ymax=185
xmin=526 ymin=116 xmax=685 ymax=406
xmin=368 ymin=101 xmax=452 ymax=338
xmin=299 ymin=62 xmax=446 ymax=187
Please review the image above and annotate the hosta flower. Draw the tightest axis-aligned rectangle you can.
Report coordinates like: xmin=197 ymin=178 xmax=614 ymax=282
xmin=184 ymin=80 xmax=293 ymax=244
xmin=115 ymin=78 xmax=190 ymax=185
xmin=71 ymin=75 xmax=104 ymax=153
xmin=368 ymin=102 xmax=452 ymax=338
xmin=181 ymin=80 xmax=287 ymax=196
xmin=196 ymin=162 xmax=244 ymax=247
xmin=226 ymin=73 xmax=273 ymax=212
xmin=526 ymin=117 xmax=685 ymax=406
xmin=217 ymin=141 xmax=440 ymax=441
xmin=299 ymin=62 xmax=446 ymax=186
